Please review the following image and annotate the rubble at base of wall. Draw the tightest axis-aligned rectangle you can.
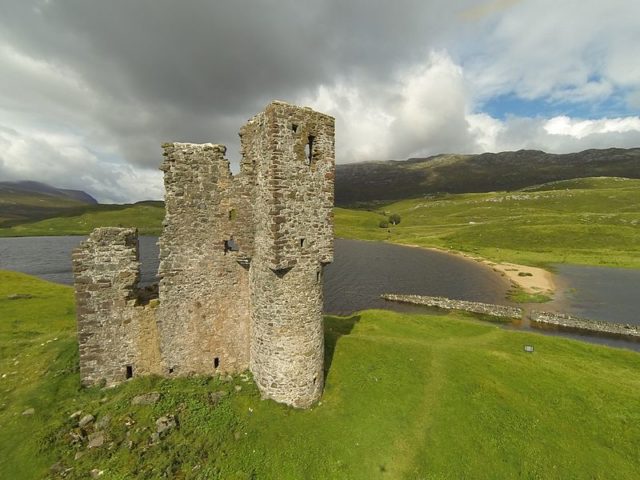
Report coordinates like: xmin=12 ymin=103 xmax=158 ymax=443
xmin=381 ymin=294 xmax=523 ymax=319
xmin=530 ymin=311 xmax=640 ymax=339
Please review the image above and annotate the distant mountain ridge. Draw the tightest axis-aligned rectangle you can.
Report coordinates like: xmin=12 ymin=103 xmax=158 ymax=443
xmin=335 ymin=147 xmax=640 ymax=205
xmin=0 ymin=180 xmax=97 ymax=226
xmin=0 ymin=180 xmax=97 ymax=204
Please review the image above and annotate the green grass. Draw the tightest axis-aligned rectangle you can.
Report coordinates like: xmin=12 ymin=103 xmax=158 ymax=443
xmin=2 ymin=270 xmax=640 ymax=479
xmin=507 ymin=286 xmax=553 ymax=303
xmin=2 ymin=177 xmax=638 ymax=271
xmin=0 ymin=202 xmax=165 ymax=237
xmin=0 ymin=191 xmax=92 ymax=226
xmin=335 ymin=177 xmax=640 ymax=269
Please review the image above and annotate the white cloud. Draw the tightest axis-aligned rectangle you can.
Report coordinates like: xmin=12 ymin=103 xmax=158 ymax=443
xmin=303 ymin=51 xmax=476 ymax=160
xmin=304 ymin=49 xmax=640 ymax=160
xmin=0 ymin=125 xmax=162 ymax=203
xmin=1 ymin=1 xmax=640 ymax=202
xmin=476 ymin=114 xmax=640 ymax=154
xmin=307 ymin=83 xmax=394 ymax=161
xmin=461 ymin=0 xmax=640 ymax=107
xmin=544 ymin=116 xmax=640 ymax=139
xmin=467 ymin=113 xmax=505 ymax=152
xmin=391 ymin=51 xmax=473 ymax=157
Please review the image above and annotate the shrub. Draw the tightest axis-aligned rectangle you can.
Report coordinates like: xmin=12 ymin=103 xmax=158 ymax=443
xmin=379 ymin=220 xmax=389 ymax=228
xmin=388 ymin=213 xmax=401 ymax=225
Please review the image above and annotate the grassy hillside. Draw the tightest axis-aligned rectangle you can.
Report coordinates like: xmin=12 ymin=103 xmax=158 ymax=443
xmin=2 ymin=177 xmax=638 ymax=270
xmin=336 ymin=147 xmax=640 ymax=205
xmin=335 ymin=177 xmax=640 ymax=268
xmin=0 ymin=202 xmax=165 ymax=237
xmin=0 ymin=190 xmax=90 ymax=227
xmin=0 ymin=181 xmax=97 ymax=226
xmin=2 ymin=270 xmax=640 ymax=479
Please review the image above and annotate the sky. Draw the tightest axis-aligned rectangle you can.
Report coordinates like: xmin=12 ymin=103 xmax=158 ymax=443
xmin=1 ymin=0 xmax=639 ymax=203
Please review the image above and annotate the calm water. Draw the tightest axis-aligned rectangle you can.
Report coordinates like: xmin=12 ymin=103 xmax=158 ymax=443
xmin=1 ymin=236 xmax=639 ymax=350
xmin=550 ymin=264 xmax=640 ymax=326
xmin=325 ymin=239 xmax=510 ymax=313
xmin=0 ymin=236 xmax=511 ymax=314
xmin=0 ymin=236 xmax=160 ymax=286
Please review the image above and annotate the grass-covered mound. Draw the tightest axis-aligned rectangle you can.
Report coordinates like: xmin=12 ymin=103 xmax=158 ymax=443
xmin=2 ymin=270 xmax=640 ymax=479
xmin=335 ymin=177 xmax=640 ymax=268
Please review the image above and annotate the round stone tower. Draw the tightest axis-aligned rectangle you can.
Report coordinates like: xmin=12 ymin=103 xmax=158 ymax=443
xmin=244 ymin=101 xmax=335 ymax=408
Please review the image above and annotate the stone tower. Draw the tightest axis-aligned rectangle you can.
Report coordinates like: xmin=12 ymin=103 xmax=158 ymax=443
xmin=72 ymin=101 xmax=335 ymax=408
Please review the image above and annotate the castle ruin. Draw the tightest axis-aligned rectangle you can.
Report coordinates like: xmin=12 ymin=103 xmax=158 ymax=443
xmin=72 ymin=101 xmax=335 ymax=408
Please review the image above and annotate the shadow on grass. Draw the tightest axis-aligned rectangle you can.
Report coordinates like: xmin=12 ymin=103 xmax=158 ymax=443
xmin=323 ymin=314 xmax=361 ymax=381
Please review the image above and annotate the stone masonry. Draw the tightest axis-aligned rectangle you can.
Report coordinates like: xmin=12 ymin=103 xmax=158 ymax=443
xmin=381 ymin=294 xmax=523 ymax=319
xmin=73 ymin=101 xmax=335 ymax=408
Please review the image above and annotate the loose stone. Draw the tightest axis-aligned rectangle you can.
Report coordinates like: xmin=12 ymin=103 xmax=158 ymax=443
xmin=131 ymin=392 xmax=161 ymax=406
xmin=78 ymin=414 xmax=95 ymax=428
xmin=87 ymin=431 xmax=105 ymax=449
xmin=155 ymin=415 xmax=177 ymax=437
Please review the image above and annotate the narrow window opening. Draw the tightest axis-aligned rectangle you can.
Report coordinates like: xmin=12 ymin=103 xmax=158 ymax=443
xmin=292 ymin=123 xmax=298 ymax=133
xmin=125 ymin=365 xmax=133 ymax=379
xmin=224 ymin=238 xmax=239 ymax=253
xmin=300 ymin=238 xmax=306 ymax=248
xmin=168 ymin=367 xmax=174 ymax=374
xmin=214 ymin=357 xmax=220 ymax=369
xmin=316 ymin=270 xmax=321 ymax=283
xmin=228 ymin=208 xmax=237 ymax=221
xmin=313 ymin=376 xmax=317 ymax=385
xmin=306 ymin=135 xmax=315 ymax=165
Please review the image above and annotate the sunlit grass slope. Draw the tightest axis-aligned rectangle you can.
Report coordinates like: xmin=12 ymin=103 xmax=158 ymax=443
xmin=2 ymin=270 xmax=640 ymax=479
xmin=0 ymin=202 xmax=165 ymax=237
xmin=335 ymin=177 xmax=640 ymax=268
xmin=2 ymin=177 xmax=638 ymax=270
xmin=0 ymin=191 xmax=90 ymax=226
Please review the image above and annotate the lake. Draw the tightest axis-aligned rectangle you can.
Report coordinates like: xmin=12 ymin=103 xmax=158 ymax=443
xmin=550 ymin=264 xmax=640 ymax=326
xmin=0 ymin=236 xmax=511 ymax=314
xmin=1 ymin=235 xmax=639 ymax=350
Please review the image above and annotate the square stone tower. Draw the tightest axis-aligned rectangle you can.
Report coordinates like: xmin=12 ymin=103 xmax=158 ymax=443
xmin=72 ymin=101 xmax=335 ymax=408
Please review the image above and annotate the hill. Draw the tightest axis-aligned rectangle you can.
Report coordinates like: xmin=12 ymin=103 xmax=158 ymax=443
xmin=0 ymin=201 xmax=165 ymax=237
xmin=335 ymin=177 xmax=640 ymax=269
xmin=2 ymin=269 xmax=640 ymax=479
xmin=0 ymin=181 xmax=97 ymax=226
xmin=335 ymin=147 xmax=640 ymax=205
xmin=2 ymin=176 xmax=638 ymax=269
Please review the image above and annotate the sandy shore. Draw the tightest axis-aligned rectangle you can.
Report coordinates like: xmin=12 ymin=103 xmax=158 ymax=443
xmin=404 ymin=244 xmax=556 ymax=295
xmin=483 ymin=261 xmax=555 ymax=294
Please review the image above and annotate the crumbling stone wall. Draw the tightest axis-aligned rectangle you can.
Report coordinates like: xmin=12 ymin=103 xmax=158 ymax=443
xmin=73 ymin=101 xmax=335 ymax=409
xmin=157 ymin=143 xmax=252 ymax=377
xmin=381 ymin=294 xmax=523 ymax=319
xmin=72 ymin=228 xmax=162 ymax=387
xmin=531 ymin=311 xmax=640 ymax=339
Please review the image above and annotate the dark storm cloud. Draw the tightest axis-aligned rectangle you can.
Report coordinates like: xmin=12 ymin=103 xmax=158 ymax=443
xmin=1 ymin=0 xmax=453 ymax=129
xmin=1 ymin=0 xmax=639 ymax=201
xmin=0 ymin=0 xmax=469 ymax=200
